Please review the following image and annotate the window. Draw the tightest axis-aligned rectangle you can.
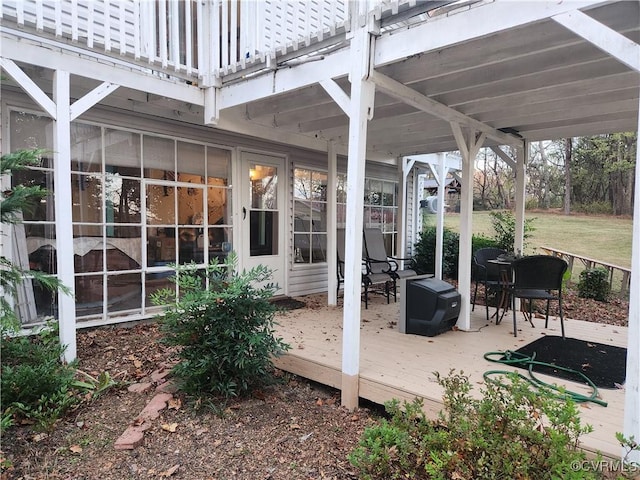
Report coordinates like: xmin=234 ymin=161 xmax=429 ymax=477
xmin=336 ymin=176 xmax=398 ymax=255
xmin=10 ymin=111 xmax=232 ymax=324
xmin=293 ymin=168 xmax=327 ymax=264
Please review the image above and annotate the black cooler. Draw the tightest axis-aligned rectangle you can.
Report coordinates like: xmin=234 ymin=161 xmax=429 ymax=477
xmin=401 ymin=277 xmax=461 ymax=337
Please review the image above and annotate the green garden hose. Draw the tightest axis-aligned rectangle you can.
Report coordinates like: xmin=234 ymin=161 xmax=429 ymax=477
xmin=483 ymin=350 xmax=608 ymax=407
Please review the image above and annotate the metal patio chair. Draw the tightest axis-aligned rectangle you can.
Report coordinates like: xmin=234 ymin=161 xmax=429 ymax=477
xmin=363 ymin=227 xmax=418 ymax=302
xmin=510 ymin=255 xmax=568 ymax=338
xmin=337 ymin=228 xmax=391 ymax=308
xmin=472 ymin=247 xmax=507 ymax=321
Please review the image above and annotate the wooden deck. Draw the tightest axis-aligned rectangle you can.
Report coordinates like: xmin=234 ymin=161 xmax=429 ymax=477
xmin=273 ymin=294 xmax=627 ymax=459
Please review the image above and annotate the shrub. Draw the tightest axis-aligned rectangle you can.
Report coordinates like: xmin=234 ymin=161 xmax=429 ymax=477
xmin=349 ymin=371 xmax=596 ymax=480
xmin=1 ymin=324 xmax=81 ymax=431
xmin=152 ymin=253 xmax=290 ymax=399
xmin=577 ymin=267 xmax=610 ymax=302
xmin=413 ymin=229 xmax=498 ymax=279
xmin=489 ymin=210 xmax=536 ymax=253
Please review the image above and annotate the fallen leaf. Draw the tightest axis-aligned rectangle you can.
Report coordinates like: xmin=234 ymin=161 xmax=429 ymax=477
xmin=31 ymin=433 xmax=47 ymax=442
xmin=290 ymin=423 xmax=300 ymax=430
xmin=69 ymin=445 xmax=83 ymax=454
xmin=133 ymin=360 xmax=143 ymax=368
xmin=168 ymin=398 xmax=182 ymax=410
xmin=159 ymin=464 xmax=180 ymax=477
xmin=162 ymin=423 xmax=178 ymax=433
xmin=316 ymin=398 xmax=323 ymax=406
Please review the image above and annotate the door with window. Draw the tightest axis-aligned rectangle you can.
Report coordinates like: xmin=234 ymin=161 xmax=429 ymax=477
xmin=241 ymin=152 xmax=286 ymax=294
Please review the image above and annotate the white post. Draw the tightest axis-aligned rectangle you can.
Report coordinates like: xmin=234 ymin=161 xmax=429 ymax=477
xmin=341 ymin=25 xmax=374 ymax=410
xmin=397 ymin=155 xmax=407 ymax=261
xmin=53 ymin=70 xmax=77 ymax=362
xmin=456 ymin=129 xmax=474 ymax=331
xmin=327 ymin=141 xmax=338 ymax=305
xmin=623 ymin=99 xmax=640 ymax=464
xmin=435 ymin=153 xmax=448 ymax=280
xmin=514 ymin=142 xmax=527 ymax=255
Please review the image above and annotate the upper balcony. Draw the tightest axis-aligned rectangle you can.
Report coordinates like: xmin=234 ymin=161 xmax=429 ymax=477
xmin=0 ymin=0 xmax=468 ymax=86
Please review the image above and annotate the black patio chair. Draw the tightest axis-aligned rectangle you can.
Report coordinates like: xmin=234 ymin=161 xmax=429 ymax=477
xmin=471 ymin=247 xmax=507 ymax=321
xmin=363 ymin=227 xmax=418 ymax=302
xmin=510 ymin=255 xmax=568 ymax=338
xmin=337 ymin=228 xmax=391 ymax=308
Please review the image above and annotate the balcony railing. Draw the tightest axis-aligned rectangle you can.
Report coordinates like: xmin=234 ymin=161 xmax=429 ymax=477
xmin=0 ymin=0 xmax=462 ymax=84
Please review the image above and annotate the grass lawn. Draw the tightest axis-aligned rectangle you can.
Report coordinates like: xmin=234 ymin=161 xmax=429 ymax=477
xmin=440 ymin=210 xmax=633 ymax=290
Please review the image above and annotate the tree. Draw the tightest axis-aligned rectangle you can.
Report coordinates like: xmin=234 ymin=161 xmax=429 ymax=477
xmin=563 ymin=138 xmax=572 ymax=215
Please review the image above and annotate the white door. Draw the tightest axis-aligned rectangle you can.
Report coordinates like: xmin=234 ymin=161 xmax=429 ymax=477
xmin=241 ymin=152 xmax=286 ymax=295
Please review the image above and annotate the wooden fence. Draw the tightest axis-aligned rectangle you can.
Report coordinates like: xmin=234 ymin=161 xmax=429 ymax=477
xmin=539 ymin=245 xmax=631 ymax=295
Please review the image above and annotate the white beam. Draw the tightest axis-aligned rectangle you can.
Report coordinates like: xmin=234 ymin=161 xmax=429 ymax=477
xmin=369 ymin=70 xmax=521 ymax=147
xmin=434 ymin=153 xmax=449 ymax=280
xmin=204 ymin=87 xmax=219 ymax=125
xmin=319 ymin=79 xmax=351 ymax=115
xmin=0 ymin=34 xmax=203 ymax=106
xmin=69 ymin=82 xmax=120 ymax=121
xmin=623 ymin=97 xmax=640 ymax=464
xmin=0 ymin=58 xmax=56 ymax=119
xmin=341 ymin=27 xmax=374 ymax=410
xmin=552 ymin=10 xmax=640 ymax=72
xmin=52 ymin=70 xmax=77 ymax=362
xmin=375 ymin=0 xmax=606 ymax=67
xmin=219 ymin=49 xmax=350 ymax=110
xmin=490 ymin=145 xmax=517 ymax=170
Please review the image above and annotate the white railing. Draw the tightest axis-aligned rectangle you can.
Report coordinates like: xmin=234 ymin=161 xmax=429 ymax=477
xmin=1 ymin=0 xmax=460 ymax=82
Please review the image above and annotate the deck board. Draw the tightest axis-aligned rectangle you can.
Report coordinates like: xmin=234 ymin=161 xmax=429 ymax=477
xmin=274 ymin=294 xmax=627 ymax=459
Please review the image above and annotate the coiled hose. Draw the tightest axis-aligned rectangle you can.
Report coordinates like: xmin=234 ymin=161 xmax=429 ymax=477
xmin=483 ymin=350 xmax=607 ymax=407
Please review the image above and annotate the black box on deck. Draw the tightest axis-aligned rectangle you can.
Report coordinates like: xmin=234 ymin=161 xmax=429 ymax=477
xmin=400 ymin=277 xmax=461 ymax=337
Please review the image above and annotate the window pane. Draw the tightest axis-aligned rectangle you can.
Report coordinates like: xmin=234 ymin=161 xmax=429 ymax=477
xmin=76 ymin=274 xmax=104 ymax=317
xmin=311 ymin=233 xmax=327 ymax=262
xmin=208 ymin=186 xmax=229 ymax=225
xmin=311 ymin=172 xmax=327 ymax=201
xmin=107 ymin=273 xmax=142 ymax=313
xmin=144 ymin=136 xmax=174 ymax=179
xmin=10 ymin=111 xmax=53 ymax=151
xmin=250 ymin=164 xmax=277 ymax=209
xmin=12 ymin=169 xmax=55 ymax=222
xmin=105 ymin=176 xmax=141 ymax=223
xmin=147 ymin=227 xmax=176 ymax=265
xmin=294 ymin=233 xmax=310 ymax=263
xmin=207 ymin=147 xmax=230 ymax=183
xmin=71 ymin=124 xmax=102 ymax=172
xmin=105 ymin=129 xmax=141 ymax=177
xmin=106 ymin=226 xmax=142 ymax=271
xmin=146 ymin=184 xmax=175 ymax=225
xmin=250 ymin=211 xmax=278 ymax=256
xmin=73 ymin=225 xmax=104 ymax=273
xmin=294 ymin=200 xmax=311 ymax=232
xmin=177 ymin=186 xmax=204 ymax=226
xmin=72 ymin=174 xmax=102 ymax=223
xmin=178 ymin=227 xmax=202 ymax=264
xmin=383 ymin=181 xmax=396 ymax=206
xmin=177 ymin=141 xmax=205 ymax=179
xmin=145 ymin=273 xmax=175 ymax=309
xmin=294 ymin=169 xmax=311 ymax=199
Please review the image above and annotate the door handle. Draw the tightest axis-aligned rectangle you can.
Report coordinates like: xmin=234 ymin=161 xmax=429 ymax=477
xmin=242 ymin=207 xmax=246 ymax=220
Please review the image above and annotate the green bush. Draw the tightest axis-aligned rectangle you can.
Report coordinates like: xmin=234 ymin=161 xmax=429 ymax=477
xmin=349 ymin=371 xmax=596 ymax=480
xmin=412 ymin=229 xmax=498 ymax=279
xmin=573 ymin=202 xmax=613 ymax=215
xmin=577 ymin=267 xmax=610 ymax=302
xmin=152 ymin=253 xmax=290 ymax=399
xmin=489 ymin=210 xmax=536 ymax=253
xmin=1 ymin=324 xmax=80 ymax=431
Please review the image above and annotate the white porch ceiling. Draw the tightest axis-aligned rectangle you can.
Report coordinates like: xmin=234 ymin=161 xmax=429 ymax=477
xmin=219 ymin=0 xmax=639 ymax=159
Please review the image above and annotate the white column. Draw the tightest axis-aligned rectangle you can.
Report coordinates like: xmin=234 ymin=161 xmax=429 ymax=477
xmin=397 ymin=156 xmax=407 ymax=261
xmin=623 ymin=98 xmax=640 ymax=464
xmin=514 ymin=142 xmax=527 ymax=255
xmin=327 ymin=141 xmax=338 ymax=305
xmin=456 ymin=130 xmax=474 ymax=331
xmin=435 ymin=153 xmax=448 ymax=280
xmin=53 ymin=70 xmax=77 ymax=362
xmin=341 ymin=26 xmax=374 ymax=410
